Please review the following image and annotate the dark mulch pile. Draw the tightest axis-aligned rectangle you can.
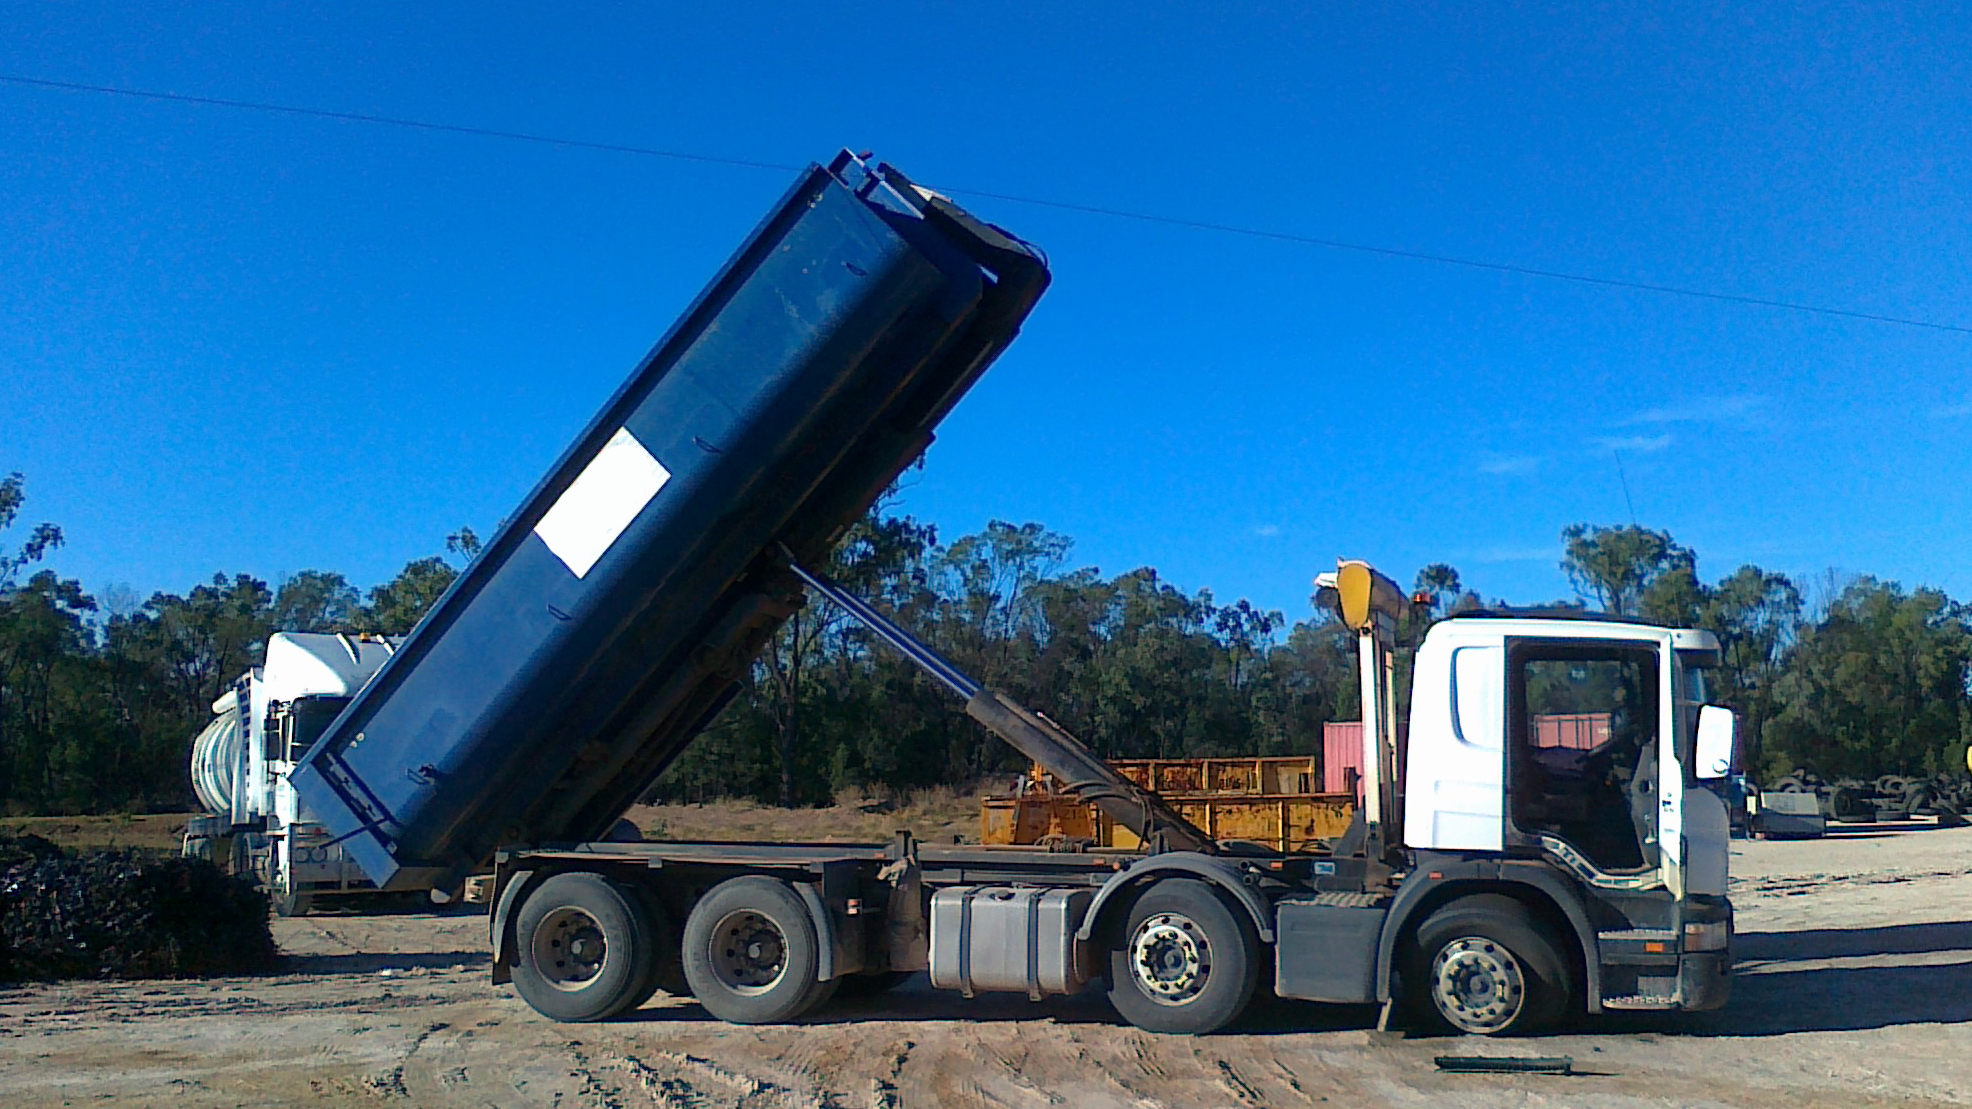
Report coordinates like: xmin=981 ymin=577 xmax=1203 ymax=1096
xmin=0 ymin=836 xmax=277 ymax=981
xmin=0 ymin=832 xmax=62 ymax=872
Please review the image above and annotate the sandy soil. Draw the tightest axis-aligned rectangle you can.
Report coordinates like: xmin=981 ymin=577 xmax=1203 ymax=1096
xmin=7 ymin=823 xmax=1972 ymax=1108
xmin=3 ymin=813 xmax=196 ymax=854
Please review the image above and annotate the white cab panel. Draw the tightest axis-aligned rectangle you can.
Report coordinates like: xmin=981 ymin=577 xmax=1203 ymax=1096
xmin=1403 ymin=629 xmax=1506 ymax=851
xmin=1682 ymin=786 xmax=1731 ymax=897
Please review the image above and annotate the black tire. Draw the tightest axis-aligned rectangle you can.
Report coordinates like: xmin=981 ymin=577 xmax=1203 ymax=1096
xmin=1105 ymin=878 xmax=1260 ymax=1035
xmin=511 ymin=872 xmax=659 ymax=1022
xmin=1404 ymin=894 xmax=1574 ymax=1036
xmin=228 ymin=834 xmax=252 ymax=879
xmin=682 ymin=876 xmax=833 ymax=1024
xmin=624 ymin=884 xmax=687 ymax=1006
xmin=273 ymin=880 xmax=314 ymax=918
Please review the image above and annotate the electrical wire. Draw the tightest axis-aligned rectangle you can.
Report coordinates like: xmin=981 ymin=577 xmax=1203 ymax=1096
xmin=946 ymin=188 xmax=1972 ymax=336
xmin=0 ymin=74 xmax=804 ymax=175
xmin=5 ymin=72 xmax=1968 ymax=337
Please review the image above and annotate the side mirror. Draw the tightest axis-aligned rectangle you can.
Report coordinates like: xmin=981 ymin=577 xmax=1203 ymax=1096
xmin=1694 ymin=705 xmax=1735 ymax=780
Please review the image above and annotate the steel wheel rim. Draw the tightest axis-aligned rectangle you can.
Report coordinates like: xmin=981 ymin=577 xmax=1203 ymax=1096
xmin=710 ymin=909 xmax=789 ymax=995
xmin=1431 ymin=936 xmax=1527 ymax=1033
xmin=533 ymin=906 xmax=609 ymax=990
xmin=1129 ymin=911 xmax=1212 ymax=1004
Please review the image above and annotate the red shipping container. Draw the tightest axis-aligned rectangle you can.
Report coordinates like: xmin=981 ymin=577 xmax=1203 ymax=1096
xmin=1324 ymin=713 xmax=1612 ymax=800
xmin=1534 ymin=713 xmax=1611 ymax=750
xmin=1323 ymin=721 xmax=1364 ymax=798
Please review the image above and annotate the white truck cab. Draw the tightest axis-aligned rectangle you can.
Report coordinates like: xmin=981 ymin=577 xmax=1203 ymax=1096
xmin=185 ymin=631 xmax=402 ymax=914
xmin=1394 ymin=612 xmax=1733 ymax=1015
xmin=1407 ymin=616 xmax=1731 ymax=895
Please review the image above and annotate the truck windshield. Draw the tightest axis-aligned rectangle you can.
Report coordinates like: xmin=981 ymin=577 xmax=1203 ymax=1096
xmin=286 ymin=696 xmax=351 ymax=762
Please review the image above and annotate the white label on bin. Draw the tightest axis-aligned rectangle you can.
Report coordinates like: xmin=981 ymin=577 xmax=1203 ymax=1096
xmin=533 ymin=427 xmax=670 ymax=579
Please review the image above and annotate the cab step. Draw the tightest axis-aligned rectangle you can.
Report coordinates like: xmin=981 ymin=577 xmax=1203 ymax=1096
xmin=1600 ymin=994 xmax=1677 ymax=1011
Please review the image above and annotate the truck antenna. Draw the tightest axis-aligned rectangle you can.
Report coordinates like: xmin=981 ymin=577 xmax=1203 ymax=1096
xmin=1612 ymin=448 xmax=1638 ymax=524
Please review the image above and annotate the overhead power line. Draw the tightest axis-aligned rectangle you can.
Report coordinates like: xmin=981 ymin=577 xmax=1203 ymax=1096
xmin=0 ymin=74 xmax=804 ymax=174
xmin=955 ymin=190 xmax=1972 ymax=336
xmin=5 ymin=72 xmax=1968 ymax=337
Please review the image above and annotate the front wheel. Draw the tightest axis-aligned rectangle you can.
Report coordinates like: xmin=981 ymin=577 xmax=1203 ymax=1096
xmin=1405 ymin=894 xmax=1574 ymax=1035
xmin=1105 ymin=878 xmax=1259 ymax=1034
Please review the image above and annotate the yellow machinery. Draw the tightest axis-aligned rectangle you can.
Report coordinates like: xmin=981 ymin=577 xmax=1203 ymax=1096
xmin=981 ymin=755 xmax=1357 ymax=851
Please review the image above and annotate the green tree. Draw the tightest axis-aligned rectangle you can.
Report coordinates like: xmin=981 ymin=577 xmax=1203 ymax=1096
xmin=0 ymin=472 xmax=63 ymax=588
xmin=1703 ymin=565 xmax=1802 ymax=768
xmin=1214 ymin=598 xmax=1284 ymax=691
xmin=126 ymin=575 xmax=274 ymax=732
xmin=1413 ymin=563 xmax=1466 ymax=619
xmin=356 ymin=527 xmax=479 ymax=635
xmin=271 ymin=571 xmax=363 ymax=632
xmin=1561 ymin=524 xmax=1694 ymax=616
xmin=0 ymin=571 xmax=99 ymax=811
xmin=1761 ymin=578 xmax=1971 ymax=779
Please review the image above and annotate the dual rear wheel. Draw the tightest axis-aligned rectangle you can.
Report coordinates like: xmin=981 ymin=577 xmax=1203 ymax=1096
xmin=510 ymin=872 xmax=839 ymax=1024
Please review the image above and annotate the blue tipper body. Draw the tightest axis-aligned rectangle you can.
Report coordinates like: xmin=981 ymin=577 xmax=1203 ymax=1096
xmin=289 ymin=152 xmax=1049 ymax=891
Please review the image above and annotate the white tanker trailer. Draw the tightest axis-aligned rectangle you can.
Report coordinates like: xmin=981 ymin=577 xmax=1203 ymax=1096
xmin=182 ymin=631 xmax=405 ymax=915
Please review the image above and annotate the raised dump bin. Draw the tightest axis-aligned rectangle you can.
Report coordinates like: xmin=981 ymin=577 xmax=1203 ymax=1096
xmin=291 ymin=153 xmax=1049 ymax=891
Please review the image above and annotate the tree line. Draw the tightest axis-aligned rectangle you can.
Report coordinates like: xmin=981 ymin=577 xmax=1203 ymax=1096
xmin=2 ymin=468 xmax=1967 ymax=815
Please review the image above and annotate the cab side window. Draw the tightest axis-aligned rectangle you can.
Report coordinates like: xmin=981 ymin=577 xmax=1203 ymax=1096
xmin=1510 ymin=645 xmax=1660 ymax=872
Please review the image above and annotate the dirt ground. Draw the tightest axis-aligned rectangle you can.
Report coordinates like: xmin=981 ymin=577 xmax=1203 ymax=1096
xmin=1 ymin=786 xmax=993 ymax=860
xmin=7 ymin=823 xmax=1972 ymax=1109
xmin=2 ymin=813 xmax=196 ymax=855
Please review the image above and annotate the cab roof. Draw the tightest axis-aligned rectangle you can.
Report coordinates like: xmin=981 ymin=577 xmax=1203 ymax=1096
xmin=1439 ymin=609 xmax=1721 ymax=652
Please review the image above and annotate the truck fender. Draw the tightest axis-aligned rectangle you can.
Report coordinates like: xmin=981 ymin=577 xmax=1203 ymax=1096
xmin=489 ymin=868 xmax=536 ymax=985
xmin=1373 ymin=858 xmax=1602 ymax=1011
xmin=791 ymin=880 xmax=845 ymax=982
xmin=1075 ymin=853 xmax=1275 ymax=946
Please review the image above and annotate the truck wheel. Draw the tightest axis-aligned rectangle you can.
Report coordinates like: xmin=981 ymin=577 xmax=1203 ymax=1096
xmin=681 ymin=876 xmax=831 ymax=1024
xmin=624 ymin=885 xmax=687 ymax=1004
xmin=1406 ymin=894 xmax=1572 ymax=1035
xmin=273 ymin=884 xmax=315 ymax=917
xmin=512 ymin=872 xmax=659 ymax=1022
xmin=1105 ymin=878 xmax=1259 ymax=1035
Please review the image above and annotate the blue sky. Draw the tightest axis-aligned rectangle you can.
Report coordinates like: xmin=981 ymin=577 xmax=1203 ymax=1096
xmin=3 ymin=4 xmax=1968 ymax=625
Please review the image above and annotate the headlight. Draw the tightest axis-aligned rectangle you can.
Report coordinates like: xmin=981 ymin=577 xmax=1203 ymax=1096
xmin=1684 ymin=920 xmax=1730 ymax=951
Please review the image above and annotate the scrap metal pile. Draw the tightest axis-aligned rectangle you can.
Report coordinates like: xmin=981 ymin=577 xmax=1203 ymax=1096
xmin=0 ymin=835 xmax=277 ymax=981
xmin=1766 ymin=769 xmax=1972 ymax=826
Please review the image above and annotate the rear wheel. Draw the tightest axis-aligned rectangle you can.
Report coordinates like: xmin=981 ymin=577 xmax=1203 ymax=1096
xmin=624 ymin=885 xmax=687 ymax=1005
xmin=1105 ymin=878 xmax=1259 ymax=1034
xmin=682 ymin=876 xmax=833 ymax=1024
xmin=511 ymin=872 xmax=658 ymax=1022
xmin=1405 ymin=894 xmax=1573 ymax=1035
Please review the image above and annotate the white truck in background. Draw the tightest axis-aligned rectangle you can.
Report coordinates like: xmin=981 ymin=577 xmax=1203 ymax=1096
xmin=182 ymin=631 xmax=404 ymax=915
